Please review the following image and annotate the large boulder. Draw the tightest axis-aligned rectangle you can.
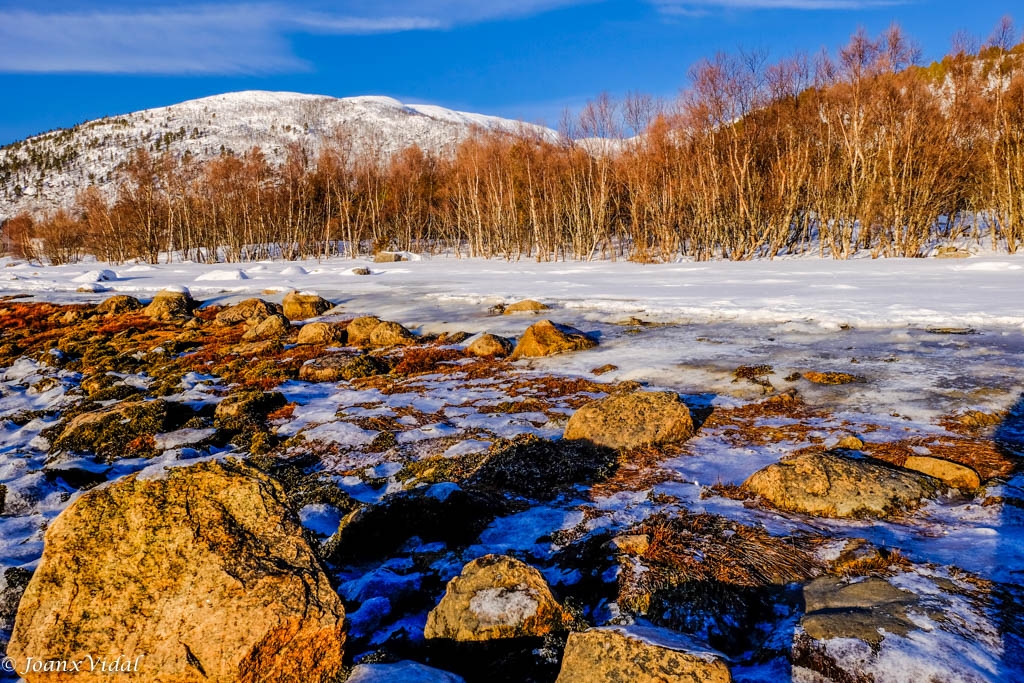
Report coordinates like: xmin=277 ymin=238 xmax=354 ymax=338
xmin=241 ymin=313 xmax=291 ymax=341
xmin=424 ymin=555 xmax=574 ymax=642
xmin=7 ymin=460 xmax=346 ymax=683
xmin=502 ymin=299 xmax=550 ymax=315
xmin=282 ymin=291 xmax=332 ymax=320
xmin=368 ymin=321 xmax=417 ymax=348
xmin=298 ymin=354 xmax=384 ymax=382
xmin=555 ymin=625 xmax=732 ymax=683
xmin=296 ymin=321 xmax=345 ymax=346
xmin=215 ymin=298 xmax=283 ymax=326
xmin=467 ymin=333 xmax=514 ymax=358
xmin=509 ymin=320 xmax=597 ymax=359
xmin=564 ymin=390 xmax=694 ymax=450
xmin=346 ymin=316 xmax=383 ymax=346
xmin=742 ymin=451 xmax=938 ymax=518
xmin=95 ymin=294 xmax=142 ymax=316
xmin=144 ymin=288 xmax=195 ymax=321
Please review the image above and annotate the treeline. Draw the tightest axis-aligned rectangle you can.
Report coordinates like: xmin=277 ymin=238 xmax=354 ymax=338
xmin=5 ymin=20 xmax=1024 ymax=264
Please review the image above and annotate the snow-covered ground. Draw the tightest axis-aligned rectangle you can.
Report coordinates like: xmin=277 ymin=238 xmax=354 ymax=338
xmin=3 ymin=253 xmax=1023 ymax=330
xmin=1 ymin=253 xmax=1023 ymax=680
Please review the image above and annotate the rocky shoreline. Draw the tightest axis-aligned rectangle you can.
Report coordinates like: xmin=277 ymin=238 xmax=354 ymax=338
xmin=0 ymin=290 xmax=1021 ymax=681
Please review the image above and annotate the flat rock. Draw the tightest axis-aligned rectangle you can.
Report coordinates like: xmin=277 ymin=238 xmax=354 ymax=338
xmin=903 ymin=455 xmax=981 ymax=490
xmin=800 ymin=576 xmax=918 ymax=646
xmin=742 ymin=451 xmax=937 ymax=518
xmin=424 ymin=555 xmax=574 ymax=642
xmin=564 ymin=390 xmax=694 ymax=450
xmin=509 ymin=320 xmax=597 ymax=359
xmin=555 ymin=625 xmax=732 ymax=683
xmin=7 ymin=460 xmax=346 ymax=683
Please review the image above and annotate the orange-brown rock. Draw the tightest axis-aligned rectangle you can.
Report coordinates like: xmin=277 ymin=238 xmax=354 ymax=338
xmin=502 ymin=299 xmax=550 ymax=314
xmin=296 ymin=321 xmax=346 ymax=346
xmin=215 ymin=298 xmax=282 ymax=326
xmin=509 ymin=320 xmax=597 ymax=359
xmin=281 ymin=291 xmax=332 ymax=320
xmin=346 ymin=316 xmax=383 ymax=346
xmin=467 ymin=333 xmax=514 ymax=358
xmin=564 ymin=390 xmax=694 ymax=450
xmin=7 ymin=460 xmax=346 ymax=683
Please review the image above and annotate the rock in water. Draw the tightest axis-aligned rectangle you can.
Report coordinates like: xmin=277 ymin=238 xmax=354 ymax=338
xmin=282 ymin=291 xmax=332 ymax=320
xmin=502 ymin=299 xmax=550 ymax=314
xmin=555 ymin=625 xmax=732 ymax=683
xmin=742 ymin=451 xmax=937 ymax=519
xmin=95 ymin=294 xmax=142 ymax=316
xmin=509 ymin=320 xmax=597 ymax=359
xmin=143 ymin=288 xmax=195 ymax=321
xmin=7 ymin=460 xmax=346 ymax=683
xmin=564 ymin=390 xmax=694 ymax=450
xmin=215 ymin=298 xmax=283 ymax=326
xmin=467 ymin=333 xmax=514 ymax=358
xmin=424 ymin=555 xmax=574 ymax=641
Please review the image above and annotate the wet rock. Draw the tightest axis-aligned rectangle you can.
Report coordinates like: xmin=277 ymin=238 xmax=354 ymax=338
xmin=555 ymin=625 xmax=732 ymax=683
xmin=215 ymin=298 xmax=283 ymax=326
xmin=742 ymin=451 xmax=937 ymax=519
xmin=369 ymin=321 xmax=417 ymax=347
xmin=509 ymin=320 xmax=597 ymax=359
xmin=214 ymin=390 xmax=287 ymax=432
xmin=282 ymin=290 xmax=332 ymax=320
xmin=298 ymin=354 xmax=384 ymax=382
xmin=346 ymin=316 xmax=384 ymax=346
xmin=799 ymin=576 xmax=918 ymax=647
xmin=348 ymin=661 xmax=466 ymax=683
xmin=7 ymin=460 xmax=346 ymax=683
xmin=95 ymin=294 xmax=142 ymax=316
xmin=564 ymin=390 xmax=694 ymax=450
xmin=424 ymin=555 xmax=575 ymax=642
xmin=802 ymin=371 xmax=863 ymax=385
xmin=143 ymin=288 xmax=196 ymax=321
xmin=48 ymin=399 xmax=169 ymax=462
xmin=503 ymin=299 xmax=550 ymax=314
xmin=374 ymin=252 xmax=405 ymax=262
xmin=591 ymin=363 xmax=618 ymax=375
xmin=902 ymin=455 xmax=981 ymax=490
xmin=242 ymin=313 xmax=291 ymax=341
xmin=467 ymin=333 xmax=514 ymax=358
xmin=296 ymin=321 xmax=345 ymax=346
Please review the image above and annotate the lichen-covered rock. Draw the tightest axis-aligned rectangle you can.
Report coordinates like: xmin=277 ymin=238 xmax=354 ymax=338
xmin=298 ymin=354 xmax=384 ymax=382
xmin=803 ymin=371 xmax=863 ymax=385
xmin=369 ymin=321 xmax=417 ymax=348
xmin=742 ymin=452 xmax=938 ymax=518
xmin=346 ymin=316 xmax=383 ymax=346
xmin=424 ymin=555 xmax=574 ymax=642
xmin=95 ymin=294 xmax=142 ymax=316
xmin=48 ymin=399 xmax=168 ymax=462
xmin=555 ymin=625 xmax=732 ymax=683
xmin=563 ymin=390 xmax=694 ymax=450
xmin=467 ymin=333 xmax=514 ymax=358
xmin=297 ymin=322 xmax=346 ymax=345
xmin=282 ymin=291 xmax=332 ymax=320
xmin=143 ymin=288 xmax=195 ymax=321
xmin=502 ymin=299 xmax=550 ymax=314
xmin=214 ymin=390 xmax=287 ymax=432
xmin=902 ymin=455 xmax=981 ymax=490
xmin=509 ymin=320 xmax=597 ymax=359
xmin=7 ymin=460 xmax=346 ymax=683
xmin=241 ymin=313 xmax=291 ymax=341
xmin=215 ymin=298 xmax=283 ymax=326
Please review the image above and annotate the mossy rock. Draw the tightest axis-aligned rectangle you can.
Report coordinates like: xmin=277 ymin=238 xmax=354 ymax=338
xmin=299 ymin=354 xmax=385 ymax=383
xmin=214 ymin=390 xmax=287 ymax=432
xmin=48 ymin=399 xmax=169 ymax=462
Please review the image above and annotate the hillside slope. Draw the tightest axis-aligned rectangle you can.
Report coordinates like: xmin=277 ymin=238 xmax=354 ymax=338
xmin=0 ymin=91 xmax=556 ymax=221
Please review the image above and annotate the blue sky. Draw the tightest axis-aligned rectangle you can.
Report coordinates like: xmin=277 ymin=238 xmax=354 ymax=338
xmin=0 ymin=1 xmax=1018 ymax=145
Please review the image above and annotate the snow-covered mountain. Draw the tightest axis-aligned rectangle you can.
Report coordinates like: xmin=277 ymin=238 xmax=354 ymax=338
xmin=0 ymin=91 xmax=558 ymax=221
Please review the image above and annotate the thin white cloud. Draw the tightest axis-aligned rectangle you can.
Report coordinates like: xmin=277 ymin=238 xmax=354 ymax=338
xmin=0 ymin=1 xmax=588 ymax=74
xmin=653 ymin=0 xmax=900 ymax=13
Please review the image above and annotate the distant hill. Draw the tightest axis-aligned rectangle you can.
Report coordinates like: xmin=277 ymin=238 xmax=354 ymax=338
xmin=0 ymin=91 xmax=557 ymax=221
